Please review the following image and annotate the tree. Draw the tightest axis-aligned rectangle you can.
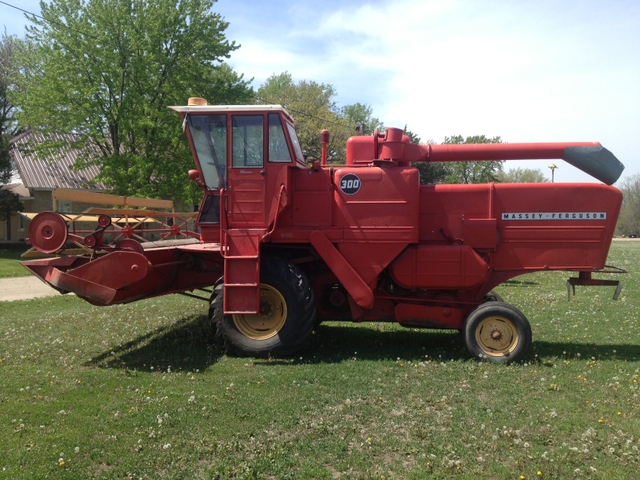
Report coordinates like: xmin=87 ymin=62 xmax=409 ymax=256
xmin=257 ymin=72 xmax=382 ymax=164
xmin=497 ymin=167 xmax=549 ymax=183
xmin=1 ymin=32 xmax=24 ymax=185
xmin=257 ymin=72 xmax=338 ymax=162
xmin=13 ymin=0 xmax=252 ymax=203
xmin=442 ymin=135 xmax=504 ymax=184
xmin=615 ymin=174 xmax=640 ymax=237
xmin=0 ymin=188 xmax=24 ymax=240
xmin=340 ymin=103 xmax=382 ymax=137
xmin=0 ymin=33 xmax=24 ymax=241
xmin=404 ymin=126 xmax=447 ymax=184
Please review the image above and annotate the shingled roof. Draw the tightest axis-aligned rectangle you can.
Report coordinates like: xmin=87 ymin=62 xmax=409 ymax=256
xmin=10 ymin=130 xmax=105 ymax=190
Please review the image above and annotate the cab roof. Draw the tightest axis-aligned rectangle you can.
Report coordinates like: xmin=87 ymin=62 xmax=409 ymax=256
xmin=168 ymin=104 xmax=293 ymax=122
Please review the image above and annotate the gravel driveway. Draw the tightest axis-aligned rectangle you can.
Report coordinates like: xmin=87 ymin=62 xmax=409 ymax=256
xmin=0 ymin=276 xmax=61 ymax=302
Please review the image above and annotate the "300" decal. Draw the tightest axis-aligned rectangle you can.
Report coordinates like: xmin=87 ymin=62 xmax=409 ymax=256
xmin=339 ymin=173 xmax=361 ymax=195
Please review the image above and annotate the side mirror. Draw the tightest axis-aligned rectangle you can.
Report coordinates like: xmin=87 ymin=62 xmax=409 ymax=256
xmin=188 ymin=169 xmax=204 ymax=189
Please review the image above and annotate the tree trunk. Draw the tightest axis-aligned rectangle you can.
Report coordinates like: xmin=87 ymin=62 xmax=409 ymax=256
xmin=4 ymin=208 xmax=11 ymax=241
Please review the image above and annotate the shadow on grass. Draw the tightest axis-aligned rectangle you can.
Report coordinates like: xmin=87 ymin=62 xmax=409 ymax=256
xmin=295 ymin=324 xmax=469 ymax=364
xmin=502 ymin=279 xmax=540 ymax=287
xmin=87 ymin=316 xmax=640 ymax=372
xmin=531 ymin=340 xmax=640 ymax=363
xmin=87 ymin=313 xmax=222 ymax=372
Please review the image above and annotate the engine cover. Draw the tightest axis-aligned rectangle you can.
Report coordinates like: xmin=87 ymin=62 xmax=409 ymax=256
xmin=390 ymin=245 xmax=490 ymax=290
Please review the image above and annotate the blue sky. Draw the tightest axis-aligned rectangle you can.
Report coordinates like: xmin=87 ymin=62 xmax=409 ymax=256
xmin=2 ymin=0 xmax=639 ymax=183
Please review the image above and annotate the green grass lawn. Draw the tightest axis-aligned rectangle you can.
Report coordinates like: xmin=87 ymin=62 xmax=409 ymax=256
xmin=0 ymin=241 xmax=638 ymax=479
xmin=0 ymin=245 xmax=31 ymax=278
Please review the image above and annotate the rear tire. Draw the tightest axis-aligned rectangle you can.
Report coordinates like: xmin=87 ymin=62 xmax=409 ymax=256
xmin=463 ymin=302 xmax=531 ymax=363
xmin=210 ymin=255 xmax=316 ymax=357
xmin=483 ymin=290 xmax=504 ymax=302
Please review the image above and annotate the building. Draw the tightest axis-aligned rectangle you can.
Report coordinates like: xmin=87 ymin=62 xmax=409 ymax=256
xmin=1 ymin=130 xmax=104 ymax=242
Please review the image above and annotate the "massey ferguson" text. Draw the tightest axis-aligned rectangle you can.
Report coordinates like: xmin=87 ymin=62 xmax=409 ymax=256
xmin=502 ymin=212 xmax=607 ymax=220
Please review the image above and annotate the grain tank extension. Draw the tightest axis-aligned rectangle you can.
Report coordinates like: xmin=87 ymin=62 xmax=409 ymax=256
xmin=21 ymin=100 xmax=626 ymax=363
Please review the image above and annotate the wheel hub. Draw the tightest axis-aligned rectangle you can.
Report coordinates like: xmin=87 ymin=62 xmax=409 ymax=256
xmin=259 ymin=300 xmax=274 ymax=318
xmin=233 ymin=284 xmax=287 ymax=341
xmin=476 ymin=316 xmax=519 ymax=356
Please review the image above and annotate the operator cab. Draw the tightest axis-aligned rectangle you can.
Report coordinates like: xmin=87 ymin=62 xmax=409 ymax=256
xmin=170 ymin=99 xmax=305 ymax=239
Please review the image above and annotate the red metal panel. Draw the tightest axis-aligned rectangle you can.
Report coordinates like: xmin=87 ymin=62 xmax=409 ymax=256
xmin=65 ymin=251 xmax=150 ymax=290
xmin=22 ymin=252 xmax=150 ymax=305
xmin=227 ymin=173 xmax=266 ymax=227
xmin=337 ymin=241 xmax=409 ymax=287
xmin=417 ymin=182 xmax=621 ymax=273
xmin=492 ymin=183 xmax=621 ymax=271
xmin=418 ymin=184 xmax=493 ymax=243
xmin=346 ymin=135 xmax=377 ymax=164
xmin=327 ymin=166 xmax=420 ymax=289
xmin=332 ymin=166 xmax=419 ymax=232
xmin=390 ymin=245 xmax=490 ymax=289
xmin=309 ymin=230 xmax=374 ymax=309
xmin=462 ymin=218 xmax=497 ymax=250
xmin=291 ymin=192 xmax=332 ymax=226
xmin=394 ymin=303 xmax=465 ymax=330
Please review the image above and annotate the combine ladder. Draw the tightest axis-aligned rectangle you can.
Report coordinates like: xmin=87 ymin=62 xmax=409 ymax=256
xmin=222 ymin=229 xmax=263 ymax=314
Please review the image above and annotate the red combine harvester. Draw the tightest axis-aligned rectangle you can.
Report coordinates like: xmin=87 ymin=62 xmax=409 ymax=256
xmin=21 ymin=99 xmax=626 ymax=363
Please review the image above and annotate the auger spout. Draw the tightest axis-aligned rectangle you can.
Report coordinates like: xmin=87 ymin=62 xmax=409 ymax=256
xmin=346 ymin=128 xmax=625 ymax=185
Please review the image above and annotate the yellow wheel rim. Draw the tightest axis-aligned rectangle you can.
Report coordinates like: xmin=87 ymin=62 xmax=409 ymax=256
xmin=475 ymin=316 xmax=519 ymax=356
xmin=232 ymin=284 xmax=287 ymax=340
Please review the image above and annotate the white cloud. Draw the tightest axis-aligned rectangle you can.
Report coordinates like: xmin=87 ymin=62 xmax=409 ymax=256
xmin=5 ymin=0 xmax=639 ymax=182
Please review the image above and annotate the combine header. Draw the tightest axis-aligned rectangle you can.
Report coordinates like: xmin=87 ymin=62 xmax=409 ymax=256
xmin=21 ymin=98 xmax=626 ymax=362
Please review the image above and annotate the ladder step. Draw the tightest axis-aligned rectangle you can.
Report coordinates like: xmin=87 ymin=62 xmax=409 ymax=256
xmin=224 ymin=284 xmax=260 ymax=313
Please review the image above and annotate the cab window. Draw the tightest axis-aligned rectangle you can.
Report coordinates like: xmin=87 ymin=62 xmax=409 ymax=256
xmin=285 ymin=121 xmax=305 ymax=164
xmin=187 ymin=114 xmax=227 ymax=190
xmin=232 ymin=115 xmax=263 ymax=167
xmin=268 ymin=113 xmax=292 ymax=163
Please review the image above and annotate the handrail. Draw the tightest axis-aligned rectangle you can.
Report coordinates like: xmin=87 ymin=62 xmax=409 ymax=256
xmin=261 ymin=184 xmax=287 ymax=242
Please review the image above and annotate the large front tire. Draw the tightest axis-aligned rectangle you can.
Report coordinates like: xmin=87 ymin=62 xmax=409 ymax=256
xmin=463 ymin=302 xmax=531 ymax=363
xmin=210 ymin=256 xmax=316 ymax=357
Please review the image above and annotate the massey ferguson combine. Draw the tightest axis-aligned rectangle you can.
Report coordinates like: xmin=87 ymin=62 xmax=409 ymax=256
xmin=21 ymin=98 xmax=626 ymax=363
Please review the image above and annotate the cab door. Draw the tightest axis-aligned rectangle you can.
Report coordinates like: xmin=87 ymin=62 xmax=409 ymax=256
xmin=227 ymin=114 xmax=267 ymax=228
xmin=186 ymin=113 xmax=227 ymax=242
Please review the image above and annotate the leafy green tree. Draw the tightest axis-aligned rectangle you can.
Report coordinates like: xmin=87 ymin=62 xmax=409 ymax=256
xmin=404 ymin=126 xmax=447 ymax=185
xmin=497 ymin=167 xmax=549 ymax=183
xmin=13 ymin=0 xmax=252 ymax=203
xmin=442 ymin=135 xmax=504 ymax=184
xmin=402 ymin=126 xmax=421 ymax=145
xmin=340 ymin=103 xmax=383 ymax=137
xmin=0 ymin=188 xmax=24 ymax=240
xmin=615 ymin=174 xmax=640 ymax=237
xmin=1 ymin=32 xmax=24 ymax=185
xmin=1 ymin=33 xmax=26 ymax=241
xmin=257 ymin=72 xmax=382 ymax=164
xmin=257 ymin=72 xmax=340 ymax=162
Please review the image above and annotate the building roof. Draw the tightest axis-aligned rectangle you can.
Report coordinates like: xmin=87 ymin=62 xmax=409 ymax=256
xmin=0 ymin=182 xmax=31 ymax=198
xmin=10 ymin=131 xmax=105 ymax=190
